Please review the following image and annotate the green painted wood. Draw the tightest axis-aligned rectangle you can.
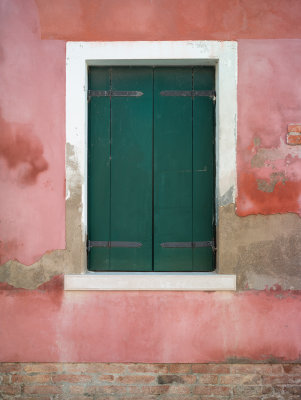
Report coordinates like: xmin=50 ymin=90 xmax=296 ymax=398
xmin=88 ymin=67 xmax=153 ymax=271
xmin=88 ymin=66 xmax=215 ymax=272
xmin=154 ymin=67 xmax=194 ymax=271
xmin=110 ymin=67 xmax=153 ymax=271
xmin=109 ymin=67 xmax=153 ymax=270
xmin=88 ymin=67 xmax=111 ymax=270
xmin=193 ymin=67 xmax=215 ymax=271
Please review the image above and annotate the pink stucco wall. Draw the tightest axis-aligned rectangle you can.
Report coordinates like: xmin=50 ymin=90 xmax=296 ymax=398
xmin=35 ymin=0 xmax=301 ymax=41
xmin=1 ymin=0 xmax=301 ymax=263
xmin=237 ymin=39 xmax=301 ymax=216
xmin=1 ymin=0 xmax=301 ymax=363
xmin=1 ymin=277 xmax=301 ymax=363
xmin=0 ymin=0 xmax=65 ymax=265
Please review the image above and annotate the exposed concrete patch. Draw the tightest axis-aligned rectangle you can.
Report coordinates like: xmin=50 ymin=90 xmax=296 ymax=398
xmin=218 ymin=204 xmax=301 ymax=290
xmin=257 ymin=171 xmax=286 ymax=193
xmin=220 ymin=186 xmax=234 ymax=206
xmin=251 ymin=138 xmax=301 ymax=170
xmin=253 ymin=137 xmax=261 ymax=147
xmin=0 ymin=144 xmax=86 ymax=289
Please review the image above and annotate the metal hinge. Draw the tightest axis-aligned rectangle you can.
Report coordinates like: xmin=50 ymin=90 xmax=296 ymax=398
xmin=88 ymin=90 xmax=144 ymax=101
xmin=87 ymin=240 xmax=143 ymax=251
xmin=160 ymin=241 xmax=216 ymax=251
xmin=160 ymin=90 xmax=216 ymax=102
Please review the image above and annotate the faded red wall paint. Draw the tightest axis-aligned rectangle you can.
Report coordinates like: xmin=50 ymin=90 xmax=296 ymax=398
xmin=0 ymin=0 xmax=66 ymax=264
xmin=34 ymin=0 xmax=301 ymax=41
xmin=0 ymin=112 xmax=48 ymax=185
xmin=0 ymin=0 xmax=300 ymax=366
xmin=1 ymin=1 xmax=300 ymax=262
xmin=237 ymin=40 xmax=301 ymax=216
xmin=0 ymin=283 xmax=300 ymax=362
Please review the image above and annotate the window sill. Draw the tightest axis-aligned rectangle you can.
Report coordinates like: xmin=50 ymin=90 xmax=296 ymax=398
xmin=64 ymin=272 xmax=236 ymax=291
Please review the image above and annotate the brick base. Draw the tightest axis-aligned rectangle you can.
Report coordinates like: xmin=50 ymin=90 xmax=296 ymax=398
xmin=0 ymin=363 xmax=301 ymax=399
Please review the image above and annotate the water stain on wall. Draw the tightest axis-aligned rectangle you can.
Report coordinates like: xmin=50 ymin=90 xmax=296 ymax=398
xmin=0 ymin=110 xmax=48 ymax=185
xmin=0 ymin=144 xmax=85 ymax=289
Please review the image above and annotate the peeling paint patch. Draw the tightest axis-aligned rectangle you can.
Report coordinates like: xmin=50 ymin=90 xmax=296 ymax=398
xmin=238 ymin=137 xmax=301 ymax=215
xmin=251 ymin=139 xmax=301 ymax=170
xmin=257 ymin=172 xmax=286 ymax=193
xmin=0 ymin=0 xmax=66 ymax=265
xmin=237 ymin=172 xmax=301 ymax=216
xmin=237 ymin=40 xmax=301 ymax=216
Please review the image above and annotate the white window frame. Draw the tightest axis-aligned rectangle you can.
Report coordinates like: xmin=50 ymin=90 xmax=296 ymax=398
xmin=64 ymin=41 xmax=237 ymax=291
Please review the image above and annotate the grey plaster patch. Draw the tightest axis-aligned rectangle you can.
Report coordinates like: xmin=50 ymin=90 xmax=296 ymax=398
xmin=218 ymin=204 xmax=301 ymax=290
xmin=219 ymin=186 xmax=234 ymax=206
xmin=257 ymin=172 xmax=286 ymax=193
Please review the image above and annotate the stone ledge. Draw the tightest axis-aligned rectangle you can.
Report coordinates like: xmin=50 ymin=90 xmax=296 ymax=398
xmin=64 ymin=272 xmax=236 ymax=291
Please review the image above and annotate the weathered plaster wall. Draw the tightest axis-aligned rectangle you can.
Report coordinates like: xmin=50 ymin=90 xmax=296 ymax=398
xmin=0 ymin=0 xmax=66 ymax=266
xmin=218 ymin=205 xmax=301 ymax=290
xmin=1 ymin=277 xmax=301 ymax=363
xmin=1 ymin=0 xmax=300 ymax=290
xmin=216 ymin=39 xmax=301 ymax=289
xmin=0 ymin=144 xmax=85 ymax=289
xmin=34 ymin=0 xmax=301 ymax=41
xmin=1 ymin=0 xmax=301 ymax=363
xmin=236 ymin=39 xmax=301 ymax=216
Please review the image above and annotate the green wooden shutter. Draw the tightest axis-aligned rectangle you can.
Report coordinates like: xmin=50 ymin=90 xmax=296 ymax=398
xmin=153 ymin=67 xmax=215 ymax=271
xmin=153 ymin=67 xmax=193 ymax=270
xmin=88 ymin=67 xmax=111 ymax=269
xmin=192 ymin=67 xmax=215 ymax=271
xmin=88 ymin=67 xmax=153 ymax=271
xmin=88 ymin=66 xmax=215 ymax=272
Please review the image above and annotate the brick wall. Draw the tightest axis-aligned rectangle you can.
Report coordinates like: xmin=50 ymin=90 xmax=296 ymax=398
xmin=0 ymin=363 xmax=301 ymax=400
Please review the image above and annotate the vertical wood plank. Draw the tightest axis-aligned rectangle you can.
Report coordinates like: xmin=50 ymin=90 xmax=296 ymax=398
xmin=154 ymin=67 xmax=193 ymax=271
xmin=193 ymin=67 xmax=215 ymax=271
xmin=88 ymin=67 xmax=111 ymax=270
xmin=110 ymin=67 xmax=153 ymax=270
